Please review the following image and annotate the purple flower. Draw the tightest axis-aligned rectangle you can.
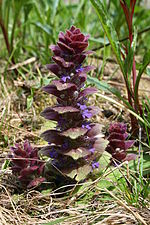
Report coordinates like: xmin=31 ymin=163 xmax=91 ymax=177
xmin=82 ymin=109 xmax=92 ymax=119
xmin=76 ymin=66 xmax=84 ymax=73
xmin=89 ymin=148 xmax=95 ymax=153
xmin=82 ymin=121 xmax=91 ymax=130
xmin=92 ymin=161 xmax=99 ymax=169
xmin=61 ymin=75 xmax=71 ymax=82
xmin=77 ymin=103 xmax=87 ymax=110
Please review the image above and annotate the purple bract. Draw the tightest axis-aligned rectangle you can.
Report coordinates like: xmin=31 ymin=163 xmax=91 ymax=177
xmin=106 ymin=122 xmax=136 ymax=164
xmin=9 ymin=140 xmax=45 ymax=188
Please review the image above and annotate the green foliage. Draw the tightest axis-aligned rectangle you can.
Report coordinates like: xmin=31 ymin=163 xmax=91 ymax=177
xmin=90 ymin=0 xmax=125 ymax=76
xmin=134 ymin=50 xmax=150 ymax=103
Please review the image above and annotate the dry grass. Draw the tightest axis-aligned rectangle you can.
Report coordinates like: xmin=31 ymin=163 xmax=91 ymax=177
xmin=0 ymin=61 xmax=150 ymax=225
xmin=0 ymin=172 xmax=150 ymax=225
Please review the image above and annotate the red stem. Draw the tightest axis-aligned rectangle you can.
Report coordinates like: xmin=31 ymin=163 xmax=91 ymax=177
xmin=0 ymin=17 xmax=10 ymax=54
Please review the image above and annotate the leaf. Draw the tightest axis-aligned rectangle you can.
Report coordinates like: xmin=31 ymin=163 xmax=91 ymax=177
xmin=74 ymin=0 xmax=86 ymax=22
xmin=90 ymin=0 xmax=125 ymax=76
xmin=52 ymin=106 xmax=79 ymax=114
xmin=124 ymin=43 xmax=134 ymax=79
xmin=146 ymin=67 xmax=150 ymax=77
xmin=89 ymin=36 xmax=109 ymax=44
xmin=134 ymin=51 xmax=150 ymax=104
xmin=32 ymin=22 xmax=52 ymax=35
xmin=63 ymin=164 xmax=92 ymax=181
xmin=27 ymin=95 xmax=33 ymax=110
xmin=87 ymin=75 xmax=132 ymax=109
xmin=51 ymin=0 xmax=60 ymax=24
xmin=52 ymin=80 xmax=76 ymax=91
xmin=62 ymin=127 xmax=87 ymax=139
xmin=42 ymin=217 xmax=72 ymax=225
xmin=64 ymin=148 xmax=90 ymax=160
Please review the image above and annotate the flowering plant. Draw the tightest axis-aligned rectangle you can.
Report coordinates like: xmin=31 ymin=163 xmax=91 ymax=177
xmin=9 ymin=140 xmax=45 ymax=189
xmin=106 ymin=122 xmax=136 ymax=164
xmin=40 ymin=26 xmax=108 ymax=181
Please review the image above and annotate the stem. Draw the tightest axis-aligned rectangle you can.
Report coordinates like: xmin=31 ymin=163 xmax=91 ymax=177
xmin=0 ymin=15 xmax=15 ymax=65
xmin=0 ymin=16 xmax=10 ymax=54
xmin=92 ymin=25 xmax=150 ymax=52
xmin=132 ymin=56 xmax=136 ymax=89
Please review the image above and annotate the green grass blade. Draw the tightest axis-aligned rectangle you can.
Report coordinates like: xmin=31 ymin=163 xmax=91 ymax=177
xmin=87 ymin=75 xmax=132 ymax=109
xmin=51 ymin=0 xmax=60 ymax=24
xmin=32 ymin=22 xmax=52 ymax=35
xmin=134 ymin=51 xmax=150 ymax=104
xmin=90 ymin=0 xmax=125 ymax=77
xmin=42 ymin=216 xmax=73 ymax=225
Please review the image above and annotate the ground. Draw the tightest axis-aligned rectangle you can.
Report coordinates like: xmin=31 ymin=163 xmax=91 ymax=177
xmin=0 ymin=56 xmax=149 ymax=224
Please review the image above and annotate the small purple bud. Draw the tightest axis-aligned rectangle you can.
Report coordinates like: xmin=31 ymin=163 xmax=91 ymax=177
xmin=89 ymin=148 xmax=95 ymax=153
xmin=82 ymin=109 xmax=92 ymax=119
xmin=92 ymin=161 xmax=99 ymax=169
xmin=77 ymin=103 xmax=87 ymax=110
xmin=61 ymin=75 xmax=71 ymax=82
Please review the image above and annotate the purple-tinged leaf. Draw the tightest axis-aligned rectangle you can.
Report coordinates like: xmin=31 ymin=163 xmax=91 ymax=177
xmin=27 ymin=177 xmax=45 ymax=188
xmin=52 ymin=80 xmax=76 ymax=91
xmin=50 ymin=45 xmax=61 ymax=56
xmin=41 ymin=130 xmax=64 ymax=144
xmin=52 ymin=56 xmax=74 ymax=69
xmin=87 ymin=124 xmax=104 ymax=137
xmin=20 ymin=166 xmax=39 ymax=178
xmin=57 ymin=41 xmax=75 ymax=53
xmin=109 ymin=122 xmax=127 ymax=134
xmin=62 ymin=127 xmax=88 ymax=139
xmin=41 ymin=107 xmax=59 ymax=120
xmin=76 ymin=65 xmax=95 ymax=74
xmin=46 ymin=64 xmax=60 ymax=76
xmin=62 ymin=164 xmax=92 ymax=181
xmin=79 ymin=87 xmax=97 ymax=97
xmin=39 ymin=145 xmax=60 ymax=157
xmin=108 ymin=132 xmax=128 ymax=140
xmin=71 ymin=33 xmax=85 ymax=42
xmin=52 ymin=106 xmax=79 ymax=114
xmin=58 ymin=32 xmax=66 ymax=43
xmin=124 ymin=153 xmax=137 ymax=162
xmin=64 ymin=147 xmax=91 ymax=160
xmin=112 ymin=150 xmax=127 ymax=161
xmin=93 ymin=138 xmax=109 ymax=154
xmin=109 ymin=139 xmax=134 ymax=150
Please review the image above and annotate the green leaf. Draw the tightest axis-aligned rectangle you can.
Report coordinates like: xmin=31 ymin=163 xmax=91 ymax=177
xmin=62 ymin=127 xmax=87 ymax=139
xmin=90 ymin=0 xmax=125 ymax=76
xmin=87 ymin=75 xmax=132 ymax=109
xmin=63 ymin=164 xmax=92 ymax=181
xmin=42 ymin=217 xmax=72 ymax=225
xmin=1 ymin=159 xmax=10 ymax=170
xmin=64 ymin=148 xmax=90 ymax=160
xmin=89 ymin=36 xmax=109 ymax=44
xmin=27 ymin=95 xmax=33 ymax=110
xmin=124 ymin=43 xmax=134 ymax=79
xmin=74 ymin=0 xmax=86 ymax=22
xmin=51 ymin=0 xmax=60 ymax=24
xmin=32 ymin=22 xmax=52 ymax=35
xmin=134 ymin=51 xmax=150 ymax=104
xmin=146 ymin=67 xmax=150 ymax=77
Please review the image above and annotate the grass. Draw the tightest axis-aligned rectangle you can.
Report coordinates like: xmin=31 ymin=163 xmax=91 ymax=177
xmin=0 ymin=0 xmax=150 ymax=224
